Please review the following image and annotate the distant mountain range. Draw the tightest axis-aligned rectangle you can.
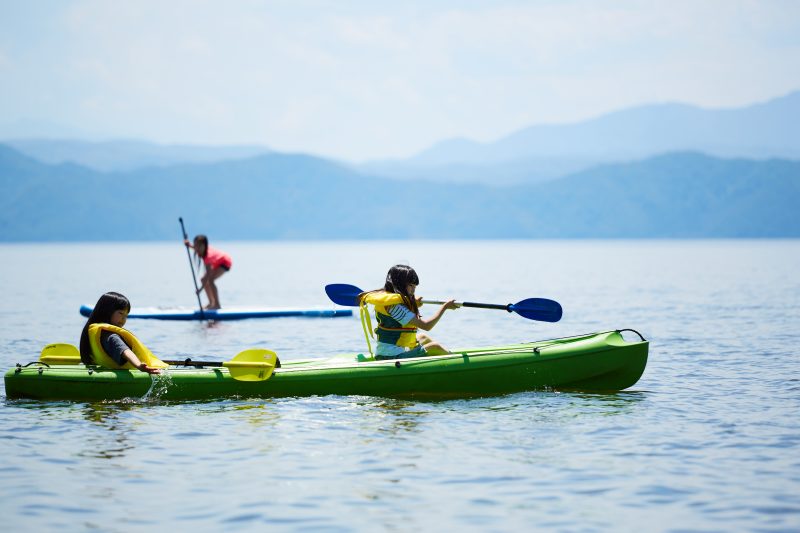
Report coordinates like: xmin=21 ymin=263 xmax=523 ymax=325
xmin=4 ymin=91 xmax=799 ymax=186
xmin=4 ymin=139 xmax=271 ymax=172
xmin=1 ymin=144 xmax=797 ymax=240
xmin=361 ymin=90 xmax=800 ymax=185
xmin=1 ymin=91 xmax=798 ymax=240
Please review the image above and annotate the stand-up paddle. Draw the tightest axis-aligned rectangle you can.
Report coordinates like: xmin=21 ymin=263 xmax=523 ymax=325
xmin=179 ymin=217 xmax=205 ymax=320
xmin=325 ymin=283 xmax=562 ymax=322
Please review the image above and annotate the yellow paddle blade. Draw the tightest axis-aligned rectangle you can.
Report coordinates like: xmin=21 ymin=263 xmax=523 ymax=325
xmin=223 ymin=349 xmax=278 ymax=382
xmin=40 ymin=343 xmax=81 ymax=365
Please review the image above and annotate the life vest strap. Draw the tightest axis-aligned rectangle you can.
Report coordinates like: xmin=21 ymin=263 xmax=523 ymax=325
xmin=359 ymin=298 xmax=374 ymax=357
xmin=376 ymin=325 xmax=417 ymax=332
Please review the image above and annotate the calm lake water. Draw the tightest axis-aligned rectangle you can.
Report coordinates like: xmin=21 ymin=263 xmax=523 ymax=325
xmin=1 ymin=240 xmax=799 ymax=532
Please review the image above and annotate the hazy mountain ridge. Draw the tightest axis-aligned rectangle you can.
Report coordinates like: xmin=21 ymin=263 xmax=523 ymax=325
xmin=1 ymin=144 xmax=797 ymax=241
xmin=415 ymin=91 xmax=800 ymax=163
xmin=361 ymin=91 xmax=800 ymax=185
xmin=3 ymin=139 xmax=272 ymax=173
xmin=5 ymin=91 xmax=799 ymax=189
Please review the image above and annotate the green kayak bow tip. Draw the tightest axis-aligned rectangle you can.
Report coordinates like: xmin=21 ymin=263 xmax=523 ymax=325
xmin=324 ymin=283 xmax=563 ymax=323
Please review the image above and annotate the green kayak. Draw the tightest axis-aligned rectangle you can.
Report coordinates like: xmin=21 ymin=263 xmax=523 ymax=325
xmin=4 ymin=330 xmax=648 ymax=401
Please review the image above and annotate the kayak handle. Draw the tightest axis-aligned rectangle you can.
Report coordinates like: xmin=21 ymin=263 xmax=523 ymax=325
xmin=617 ymin=329 xmax=646 ymax=341
xmin=16 ymin=361 xmax=50 ymax=372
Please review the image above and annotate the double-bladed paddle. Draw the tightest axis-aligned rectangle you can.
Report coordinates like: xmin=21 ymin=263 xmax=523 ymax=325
xmin=39 ymin=343 xmax=277 ymax=382
xmin=324 ymin=283 xmax=563 ymax=323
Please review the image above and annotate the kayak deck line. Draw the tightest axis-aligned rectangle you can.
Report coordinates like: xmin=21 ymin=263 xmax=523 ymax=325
xmin=22 ymin=330 xmax=643 ymax=373
xmin=17 ymin=330 xmax=643 ymax=374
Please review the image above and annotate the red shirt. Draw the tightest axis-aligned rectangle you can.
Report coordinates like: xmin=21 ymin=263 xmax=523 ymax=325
xmin=203 ymin=245 xmax=232 ymax=270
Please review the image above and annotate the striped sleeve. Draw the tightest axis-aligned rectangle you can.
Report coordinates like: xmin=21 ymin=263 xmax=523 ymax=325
xmin=386 ymin=304 xmax=416 ymax=326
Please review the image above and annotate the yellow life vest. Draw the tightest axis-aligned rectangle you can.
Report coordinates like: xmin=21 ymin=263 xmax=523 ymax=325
xmin=87 ymin=323 xmax=168 ymax=369
xmin=359 ymin=291 xmax=420 ymax=355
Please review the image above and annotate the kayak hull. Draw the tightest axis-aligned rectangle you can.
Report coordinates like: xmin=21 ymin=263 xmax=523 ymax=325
xmin=4 ymin=330 xmax=648 ymax=401
xmin=79 ymin=305 xmax=352 ymax=321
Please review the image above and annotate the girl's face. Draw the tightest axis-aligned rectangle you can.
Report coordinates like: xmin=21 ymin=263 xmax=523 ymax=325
xmin=406 ymin=283 xmax=417 ymax=296
xmin=194 ymin=239 xmax=207 ymax=255
xmin=110 ymin=309 xmax=128 ymax=327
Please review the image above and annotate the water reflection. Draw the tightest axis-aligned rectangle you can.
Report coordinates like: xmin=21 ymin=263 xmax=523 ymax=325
xmin=566 ymin=390 xmax=649 ymax=408
xmin=352 ymin=397 xmax=428 ymax=437
xmin=215 ymin=401 xmax=282 ymax=430
xmin=77 ymin=403 xmax=135 ymax=460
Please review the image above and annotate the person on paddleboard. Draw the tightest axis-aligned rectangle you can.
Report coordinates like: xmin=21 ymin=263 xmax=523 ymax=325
xmin=359 ymin=264 xmax=458 ymax=360
xmin=184 ymin=234 xmax=232 ymax=310
xmin=79 ymin=292 xmax=165 ymax=374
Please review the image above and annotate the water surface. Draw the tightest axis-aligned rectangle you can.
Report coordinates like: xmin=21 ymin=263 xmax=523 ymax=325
xmin=1 ymin=240 xmax=799 ymax=531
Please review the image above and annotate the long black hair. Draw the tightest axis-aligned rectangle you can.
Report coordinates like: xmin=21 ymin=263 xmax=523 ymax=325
xmin=382 ymin=264 xmax=420 ymax=316
xmin=79 ymin=292 xmax=131 ymax=364
xmin=193 ymin=234 xmax=209 ymax=269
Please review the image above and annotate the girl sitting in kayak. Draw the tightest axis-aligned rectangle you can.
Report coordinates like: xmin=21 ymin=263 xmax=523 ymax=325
xmin=184 ymin=234 xmax=232 ymax=310
xmin=79 ymin=292 xmax=166 ymax=374
xmin=359 ymin=264 xmax=458 ymax=360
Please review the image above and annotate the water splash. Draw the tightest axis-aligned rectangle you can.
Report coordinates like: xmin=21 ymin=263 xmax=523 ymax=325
xmin=141 ymin=369 xmax=174 ymax=402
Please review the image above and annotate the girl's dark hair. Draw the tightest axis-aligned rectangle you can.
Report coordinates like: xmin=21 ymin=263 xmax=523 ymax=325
xmin=193 ymin=235 xmax=209 ymax=257
xmin=383 ymin=264 xmax=420 ymax=315
xmin=193 ymin=234 xmax=209 ymax=269
xmin=79 ymin=292 xmax=131 ymax=364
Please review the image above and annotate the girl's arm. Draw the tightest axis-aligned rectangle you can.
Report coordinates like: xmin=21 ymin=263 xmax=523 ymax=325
xmin=184 ymin=239 xmax=194 ymax=249
xmin=122 ymin=349 xmax=161 ymax=374
xmin=196 ymin=272 xmax=209 ymax=293
xmin=407 ymin=299 xmax=459 ymax=331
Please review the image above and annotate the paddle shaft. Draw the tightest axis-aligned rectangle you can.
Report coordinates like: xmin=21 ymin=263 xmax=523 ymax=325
xmin=163 ymin=359 xmax=223 ymax=367
xmin=161 ymin=359 xmax=273 ymax=369
xmin=161 ymin=359 xmax=272 ymax=368
xmin=424 ymin=299 xmax=512 ymax=311
xmin=179 ymin=217 xmax=205 ymax=320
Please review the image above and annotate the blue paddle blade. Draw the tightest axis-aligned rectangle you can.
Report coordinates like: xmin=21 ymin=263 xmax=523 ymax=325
xmin=510 ymin=298 xmax=563 ymax=322
xmin=325 ymin=283 xmax=364 ymax=306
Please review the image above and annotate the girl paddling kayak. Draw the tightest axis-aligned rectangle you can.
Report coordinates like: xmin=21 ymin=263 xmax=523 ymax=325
xmin=359 ymin=264 xmax=458 ymax=359
xmin=184 ymin=234 xmax=232 ymax=310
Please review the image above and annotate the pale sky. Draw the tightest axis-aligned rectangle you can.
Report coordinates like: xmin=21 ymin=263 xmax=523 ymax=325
xmin=1 ymin=0 xmax=799 ymax=162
